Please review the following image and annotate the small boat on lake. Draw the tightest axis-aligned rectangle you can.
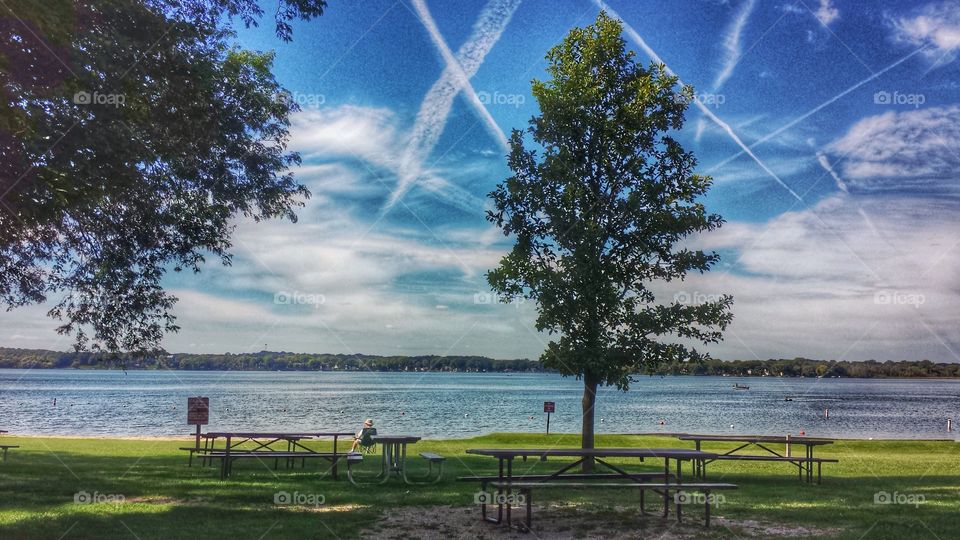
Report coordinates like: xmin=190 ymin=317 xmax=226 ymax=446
xmin=733 ymin=383 xmax=750 ymax=390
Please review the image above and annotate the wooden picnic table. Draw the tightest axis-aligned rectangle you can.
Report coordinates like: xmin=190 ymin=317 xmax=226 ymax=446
xmin=201 ymin=431 xmax=353 ymax=479
xmin=677 ymin=434 xmax=835 ymax=483
xmin=0 ymin=430 xmax=16 ymax=462
xmin=465 ymin=448 xmax=723 ymax=528
xmin=347 ymin=435 xmax=423 ymax=485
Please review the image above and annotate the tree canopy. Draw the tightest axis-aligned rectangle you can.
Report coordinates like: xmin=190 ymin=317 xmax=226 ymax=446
xmin=0 ymin=0 xmax=326 ymax=352
xmin=486 ymin=12 xmax=733 ymax=455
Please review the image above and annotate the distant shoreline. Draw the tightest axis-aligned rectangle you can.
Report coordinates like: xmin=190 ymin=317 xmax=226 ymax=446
xmin=2 ymin=347 xmax=959 ymax=378
xmin=3 ymin=366 xmax=960 ymax=380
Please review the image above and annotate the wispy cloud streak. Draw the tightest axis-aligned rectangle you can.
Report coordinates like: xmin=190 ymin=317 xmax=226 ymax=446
xmin=384 ymin=0 xmax=521 ymax=211
xmin=714 ymin=0 xmax=756 ymax=89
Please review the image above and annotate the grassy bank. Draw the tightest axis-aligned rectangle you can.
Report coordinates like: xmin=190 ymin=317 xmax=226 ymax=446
xmin=0 ymin=434 xmax=957 ymax=539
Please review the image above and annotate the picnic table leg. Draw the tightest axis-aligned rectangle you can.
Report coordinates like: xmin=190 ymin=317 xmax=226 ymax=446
xmin=332 ymin=436 xmax=339 ymax=480
xmin=221 ymin=436 xmax=231 ymax=479
xmin=676 ymin=459 xmax=683 ymax=523
xmin=662 ymin=458 xmax=670 ymax=518
xmin=378 ymin=444 xmax=391 ymax=484
xmin=495 ymin=459 xmax=504 ymax=524
xmin=695 ymin=440 xmax=701 ymax=478
xmin=506 ymin=457 xmax=513 ymax=529
xmin=524 ymin=487 xmax=531 ymax=531
xmin=704 ymin=490 xmax=711 ymax=527
xmin=401 ymin=444 xmax=412 ymax=484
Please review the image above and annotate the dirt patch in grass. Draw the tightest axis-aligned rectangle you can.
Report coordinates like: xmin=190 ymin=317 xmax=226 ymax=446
xmin=360 ymin=504 xmax=843 ymax=539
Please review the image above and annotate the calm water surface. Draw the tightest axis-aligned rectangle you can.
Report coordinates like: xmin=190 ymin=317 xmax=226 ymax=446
xmin=0 ymin=370 xmax=957 ymax=439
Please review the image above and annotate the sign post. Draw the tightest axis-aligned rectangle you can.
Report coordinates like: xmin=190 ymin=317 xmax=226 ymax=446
xmin=543 ymin=401 xmax=555 ymax=435
xmin=187 ymin=397 xmax=209 ymax=450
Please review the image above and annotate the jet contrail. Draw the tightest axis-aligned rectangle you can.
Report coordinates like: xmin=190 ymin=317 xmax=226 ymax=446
xmin=384 ymin=0 xmax=521 ymax=211
xmin=592 ymin=0 xmax=804 ymax=202
xmin=411 ymin=0 xmax=510 ymax=152
xmin=707 ymin=46 xmax=928 ymax=174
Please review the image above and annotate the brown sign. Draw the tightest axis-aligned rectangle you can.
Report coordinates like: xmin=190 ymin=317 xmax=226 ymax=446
xmin=543 ymin=401 xmax=555 ymax=413
xmin=187 ymin=397 xmax=209 ymax=425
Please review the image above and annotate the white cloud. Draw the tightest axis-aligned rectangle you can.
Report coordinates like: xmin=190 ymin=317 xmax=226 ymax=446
xmin=780 ymin=1 xmax=838 ymax=29
xmin=813 ymin=0 xmax=839 ymax=27
xmin=680 ymin=194 xmax=960 ymax=361
xmin=892 ymin=1 xmax=960 ymax=63
xmin=816 ymin=152 xmax=848 ymax=193
xmin=826 ymin=106 xmax=960 ymax=192
xmin=289 ymin=105 xmax=491 ymax=213
xmin=289 ymin=106 xmax=400 ymax=169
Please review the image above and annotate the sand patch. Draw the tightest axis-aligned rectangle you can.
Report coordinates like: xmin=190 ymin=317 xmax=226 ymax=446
xmin=360 ymin=504 xmax=842 ymax=539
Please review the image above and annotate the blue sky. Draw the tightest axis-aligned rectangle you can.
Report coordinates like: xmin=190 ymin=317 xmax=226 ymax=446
xmin=4 ymin=0 xmax=960 ymax=361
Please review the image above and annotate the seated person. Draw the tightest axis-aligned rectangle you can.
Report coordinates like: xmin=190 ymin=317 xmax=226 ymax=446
xmin=350 ymin=418 xmax=377 ymax=452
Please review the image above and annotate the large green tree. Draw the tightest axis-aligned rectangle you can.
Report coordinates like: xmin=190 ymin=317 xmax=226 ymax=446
xmin=487 ymin=13 xmax=733 ymax=464
xmin=0 ymin=0 xmax=326 ymax=351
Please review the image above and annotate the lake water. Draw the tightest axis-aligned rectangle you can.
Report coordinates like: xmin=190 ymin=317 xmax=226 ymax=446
xmin=0 ymin=370 xmax=957 ymax=439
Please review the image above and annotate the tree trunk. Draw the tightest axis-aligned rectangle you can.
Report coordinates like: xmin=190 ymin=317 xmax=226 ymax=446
xmin=581 ymin=375 xmax=599 ymax=472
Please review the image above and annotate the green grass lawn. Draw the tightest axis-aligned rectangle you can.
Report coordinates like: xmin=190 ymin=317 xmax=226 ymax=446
xmin=0 ymin=433 xmax=957 ymax=539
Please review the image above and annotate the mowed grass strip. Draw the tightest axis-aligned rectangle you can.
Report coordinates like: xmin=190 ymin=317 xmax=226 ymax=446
xmin=0 ymin=433 xmax=957 ymax=539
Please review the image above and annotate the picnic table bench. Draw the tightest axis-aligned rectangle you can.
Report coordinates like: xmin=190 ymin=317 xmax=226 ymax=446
xmin=0 ymin=430 xmax=16 ymax=462
xmin=464 ymin=448 xmax=736 ymax=531
xmin=678 ymin=434 xmax=838 ymax=484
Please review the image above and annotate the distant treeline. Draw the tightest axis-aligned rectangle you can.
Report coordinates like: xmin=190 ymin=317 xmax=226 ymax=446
xmin=0 ymin=348 xmax=544 ymax=372
xmin=0 ymin=348 xmax=958 ymax=377
xmin=653 ymin=358 xmax=960 ymax=378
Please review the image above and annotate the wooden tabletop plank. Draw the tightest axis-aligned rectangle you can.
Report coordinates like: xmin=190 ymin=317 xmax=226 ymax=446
xmin=371 ymin=435 xmax=421 ymax=444
xmin=677 ymin=434 xmax=834 ymax=445
xmin=204 ymin=432 xmax=316 ymax=439
xmin=466 ymin=448 xmax=718 ymax=459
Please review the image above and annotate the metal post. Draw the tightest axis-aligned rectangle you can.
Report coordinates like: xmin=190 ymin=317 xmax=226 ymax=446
xmin=546 ymin=412 xmax=551 ymax=435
